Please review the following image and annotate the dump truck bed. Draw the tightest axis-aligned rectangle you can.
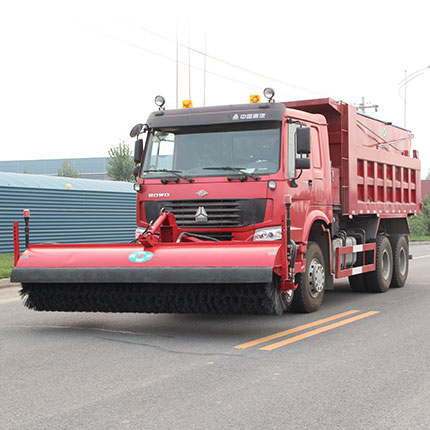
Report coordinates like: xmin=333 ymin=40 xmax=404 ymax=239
xmin=284 ymin=98 xmax=421 ymax=216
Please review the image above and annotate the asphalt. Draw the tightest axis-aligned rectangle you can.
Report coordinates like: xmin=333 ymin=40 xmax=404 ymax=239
xmin=1 ymin=242 xmax=430 ymax=429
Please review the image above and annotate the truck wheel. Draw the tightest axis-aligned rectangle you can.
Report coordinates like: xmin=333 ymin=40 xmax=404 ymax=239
xmin=348 ymin=274 xmax=369 ymax=292
xmin=291 ymin=242 xmax=325 ymax=313
xmin=389 ymin=235 xmax=409 ymax=288
xmin=365 ymin=235 xmax=393 ymax=293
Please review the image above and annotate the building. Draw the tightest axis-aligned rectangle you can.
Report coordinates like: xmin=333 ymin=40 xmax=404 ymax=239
xmin=0 ymin=157 xmax=110 ymax=180
xmin=0 ymin=172 xmax=136 ymax=253
xmin=422 ymin=180 xmax=430 ymax=198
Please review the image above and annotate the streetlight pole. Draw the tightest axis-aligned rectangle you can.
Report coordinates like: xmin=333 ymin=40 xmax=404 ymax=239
xmin=399 ymin=66 xmax=430 ymax=128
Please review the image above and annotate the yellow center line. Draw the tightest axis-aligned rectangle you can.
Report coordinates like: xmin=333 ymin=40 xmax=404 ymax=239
xmin=234 ymin=310 xmax=361 ymax=349
xmin=260 ymin=311 xmax=380 ymax=351
xmin=0 ymin=297 xmax=21 ymax=305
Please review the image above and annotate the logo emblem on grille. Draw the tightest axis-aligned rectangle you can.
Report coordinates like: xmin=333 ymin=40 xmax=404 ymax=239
xmin=196 ymin=189 xmax=209 ymax=197
xmin=195 ymin=206 xmax=208 ymax=223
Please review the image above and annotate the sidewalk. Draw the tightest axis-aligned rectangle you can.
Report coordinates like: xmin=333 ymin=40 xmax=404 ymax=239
xmin=0 ymin=279 xmax=19 ymax=289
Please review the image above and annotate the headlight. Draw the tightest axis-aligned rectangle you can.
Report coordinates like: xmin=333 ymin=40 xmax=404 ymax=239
xmin=253 ymin=226 xmax=282 ymax=241
xmin=135 ymin=226 xmax=146 ymax=239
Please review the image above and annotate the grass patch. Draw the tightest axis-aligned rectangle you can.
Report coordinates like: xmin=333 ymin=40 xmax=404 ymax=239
xmin=410 ymin=235 xmax=430 ymax=242
xmin=0 ymin=254 xmax=14 ymax=279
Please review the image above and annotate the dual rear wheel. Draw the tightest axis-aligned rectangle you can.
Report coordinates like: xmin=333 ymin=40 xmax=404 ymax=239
xmin=348 ymin=234 xmax=408 ymax=293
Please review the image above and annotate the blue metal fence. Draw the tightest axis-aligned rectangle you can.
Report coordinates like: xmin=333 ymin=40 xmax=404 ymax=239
xmin=0 ymin=175 xmax=136 ymax=253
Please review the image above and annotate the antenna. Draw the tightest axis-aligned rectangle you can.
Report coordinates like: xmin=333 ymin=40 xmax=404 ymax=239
xmin=356 ymin=96 xmax=379 ymax=114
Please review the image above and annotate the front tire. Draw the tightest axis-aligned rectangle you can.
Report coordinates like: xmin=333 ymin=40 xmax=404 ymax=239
xmin=291 ymin=242 xmax=326 ymax=313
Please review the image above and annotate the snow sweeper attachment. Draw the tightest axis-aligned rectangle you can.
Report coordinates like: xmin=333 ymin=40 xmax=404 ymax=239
xmin=11 ymin=210 xmax=290 ymax=314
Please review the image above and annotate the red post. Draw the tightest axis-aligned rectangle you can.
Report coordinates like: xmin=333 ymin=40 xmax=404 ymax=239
xmin=13 ymin=222 xmax=20 ymax=266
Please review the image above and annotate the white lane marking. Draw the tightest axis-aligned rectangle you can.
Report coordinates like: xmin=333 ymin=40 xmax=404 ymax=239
xmin=0 ymin=297 xmax=21 ymax=305
xmin=413 ymin=255 xmax=430 ymax=260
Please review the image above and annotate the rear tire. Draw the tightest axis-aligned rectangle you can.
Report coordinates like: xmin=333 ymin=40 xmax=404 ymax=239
xmin=349 ymin=273 xmax=369 ymax=292
xmin=389 ymin=235 xmax=409 ymax=288
xmin=291 ymin=242 xmax=325 ymax=313
xmin=365 ymin=235 xmax=393 ymax=293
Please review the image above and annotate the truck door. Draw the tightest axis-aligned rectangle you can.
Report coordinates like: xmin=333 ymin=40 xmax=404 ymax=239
xmin=286 ymin=122 xmax=327 ymax=207
xmin=309 ymin=126 xmax=326 ymax=205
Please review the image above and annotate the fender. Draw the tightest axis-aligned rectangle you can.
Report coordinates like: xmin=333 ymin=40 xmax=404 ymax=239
xmin=301 ymin=209 xmax=331 ymax=245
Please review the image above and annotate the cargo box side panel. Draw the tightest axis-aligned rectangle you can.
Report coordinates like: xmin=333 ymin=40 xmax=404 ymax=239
xmin=342 ymin=105 xmax=420 ymax=216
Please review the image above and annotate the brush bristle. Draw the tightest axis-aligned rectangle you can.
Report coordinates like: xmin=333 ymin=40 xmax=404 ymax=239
xmin=19 ymin=282 xmax=285 ymax=315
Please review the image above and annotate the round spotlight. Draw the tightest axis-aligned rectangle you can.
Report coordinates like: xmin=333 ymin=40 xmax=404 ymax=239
xmin=263 ymin=87 xmax=275 ymax=102
xmin=268 ymin=180 xmax=277 ymax=190
xmin=154 ymin=95 xmax=166 ymax=109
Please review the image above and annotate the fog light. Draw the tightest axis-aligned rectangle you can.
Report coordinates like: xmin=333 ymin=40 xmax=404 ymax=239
xmin=268 ymin=180 xmax=277 ymax=190
xmin=133 ymin=183 xmax=141 ymax=192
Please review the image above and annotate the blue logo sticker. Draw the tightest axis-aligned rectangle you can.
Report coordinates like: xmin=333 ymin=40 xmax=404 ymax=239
xmin=128 ymin=251 xmax=153 ymax=263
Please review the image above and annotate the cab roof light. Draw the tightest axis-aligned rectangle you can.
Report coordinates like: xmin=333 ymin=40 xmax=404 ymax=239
xmin=182 ymin=100 xmax=193 ymax=109
xmin=155 ymin=95 xmax=166 ymax=110
xmin=263 ymin=87 xmax=275 ymax=102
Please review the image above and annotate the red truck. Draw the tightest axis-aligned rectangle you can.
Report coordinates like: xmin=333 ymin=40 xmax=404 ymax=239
xmin=12 ymin=89 xmax=421 ymax=314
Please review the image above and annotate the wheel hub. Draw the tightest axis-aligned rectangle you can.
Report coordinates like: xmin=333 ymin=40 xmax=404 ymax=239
xmin=309 ymin=258 xmax=325 ymax=297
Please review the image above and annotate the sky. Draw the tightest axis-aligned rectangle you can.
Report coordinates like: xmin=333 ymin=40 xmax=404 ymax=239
xmin=1 ymin=0 xmax=429 ymax=177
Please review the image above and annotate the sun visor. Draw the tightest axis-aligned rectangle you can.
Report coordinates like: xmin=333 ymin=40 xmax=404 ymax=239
xmin=146 ymin=103 xmax=286 ymax=129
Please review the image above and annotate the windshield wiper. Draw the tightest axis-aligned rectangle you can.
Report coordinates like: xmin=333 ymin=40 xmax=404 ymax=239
xmin=143 ymin=169 xmax=194 ymax=183
xmin=203 ymin=166 xmax=260 ymax=181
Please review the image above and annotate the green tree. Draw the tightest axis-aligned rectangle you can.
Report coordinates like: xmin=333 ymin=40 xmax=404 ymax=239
xmin=107 ymin=141 xmax=134 ymax=182
xmin=410 ymin=194 xmax=430 ymax=237
xmin=58 ymin=160 xmax=80 ymax=178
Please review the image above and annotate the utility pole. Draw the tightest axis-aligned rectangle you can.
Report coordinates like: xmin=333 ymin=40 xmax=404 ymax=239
xmin=176 ymin=24 xmax=179 ymax=109
xmin=188 ymin=27 xmax=191 ymax=101
xmin=399 ymin=66 xmax=430 ymax=128
xmin=203 ymin=32 xmax=207 ymax=107
xmin=357 ymin=96 xmax=379 ymax=114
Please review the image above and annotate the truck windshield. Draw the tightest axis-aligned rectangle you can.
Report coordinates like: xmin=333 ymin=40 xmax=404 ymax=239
xmin=141 ymin=122 xmax=281 ymax=179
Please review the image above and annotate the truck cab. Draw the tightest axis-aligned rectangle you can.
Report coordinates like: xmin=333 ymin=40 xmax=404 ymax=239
xmin=134 ymin=101 xmax=330 ymax=245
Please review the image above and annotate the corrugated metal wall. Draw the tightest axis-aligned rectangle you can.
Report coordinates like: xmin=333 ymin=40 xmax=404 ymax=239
xmin=0 ymin=186 xmax=136 ymax=253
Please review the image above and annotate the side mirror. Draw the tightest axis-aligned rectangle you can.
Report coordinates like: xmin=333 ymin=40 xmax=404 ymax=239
xmin=133 ymin=165 xmax=140 ymax=177
xmin=295 ymin=157 xmax=311 ymax=170
xmin=296 ymin=127 xmax=311 ymax=154
xmin=130 ymin=124 xmax=144 ymax=138
xmin=134 ymin=139 xmax=144 ymax=164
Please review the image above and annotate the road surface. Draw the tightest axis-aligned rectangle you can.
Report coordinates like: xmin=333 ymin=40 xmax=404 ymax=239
xmin=1 ymin=243 xmax=430 ymax=429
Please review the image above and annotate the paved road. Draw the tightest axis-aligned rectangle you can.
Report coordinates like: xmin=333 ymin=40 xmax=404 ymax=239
xmin=1 ymin=243 xmax=430 ymax=430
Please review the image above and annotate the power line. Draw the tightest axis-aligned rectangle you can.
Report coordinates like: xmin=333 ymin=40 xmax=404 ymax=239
xmin=88 ymin=26 xmax=298 ymax=99
xmin=128 ymin=22 xmax=327 ymax=98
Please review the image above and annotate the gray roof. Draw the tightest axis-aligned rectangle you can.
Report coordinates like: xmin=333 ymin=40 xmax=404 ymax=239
xmin=0 ymin=172 xmax=134 ymax=192
xmin=0 ymin=157 xmax=108 ymax=175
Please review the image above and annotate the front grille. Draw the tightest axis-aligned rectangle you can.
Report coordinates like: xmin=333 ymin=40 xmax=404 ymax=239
xmin=144 ymin=199 xmax=266 ymax=229
xmin=194 ymin=231 xmax=233 ymax=241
